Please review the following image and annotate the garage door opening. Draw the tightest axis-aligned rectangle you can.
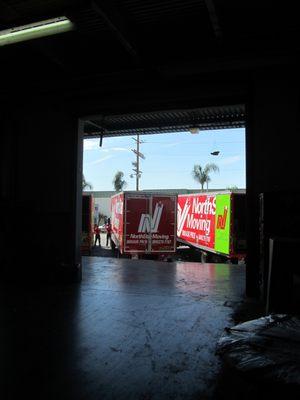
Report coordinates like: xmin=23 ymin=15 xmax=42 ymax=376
xmin=80 ymin=104 xmax=246 ymax=263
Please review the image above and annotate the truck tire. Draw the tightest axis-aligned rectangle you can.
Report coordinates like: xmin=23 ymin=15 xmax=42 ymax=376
xmin=213 ymin=254 xmax=227 ymax=263
xmin=202 ymin=252 xmax=227 ymax=263
xmin=210 ymin=254 xmax=219 ymax=263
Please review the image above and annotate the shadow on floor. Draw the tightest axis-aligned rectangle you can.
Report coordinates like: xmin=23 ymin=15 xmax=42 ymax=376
xmin=90 ymin=244 xmax=114 ymax=258
xmin=214 ymin=364 xmax=300 ymax=400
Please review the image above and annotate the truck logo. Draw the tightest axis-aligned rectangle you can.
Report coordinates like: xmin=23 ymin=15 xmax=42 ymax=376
xmin=177 ymin=199 xmax=191 ymax=236
xmin=217 ymin=206 xmax=228 ymax=229
xmin=138 ymin=202 xmax=163 ymax=233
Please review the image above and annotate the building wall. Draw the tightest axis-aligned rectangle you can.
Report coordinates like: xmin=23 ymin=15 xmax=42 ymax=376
xmin=246 ymin=66 xmax=300 ymax=296
xmin=0 ymin=102 xmax=83 ymax=283
xmin=93 ymin=197 xmax=111 ymax=222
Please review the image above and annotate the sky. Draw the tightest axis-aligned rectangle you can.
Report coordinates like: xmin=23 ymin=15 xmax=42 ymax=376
xmin=83 ymin=128 xmax=245 ymax=191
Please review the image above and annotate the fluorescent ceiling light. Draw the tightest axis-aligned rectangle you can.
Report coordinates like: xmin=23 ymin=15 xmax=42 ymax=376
xmin=0 ymin=16 xmax=74 ymax=46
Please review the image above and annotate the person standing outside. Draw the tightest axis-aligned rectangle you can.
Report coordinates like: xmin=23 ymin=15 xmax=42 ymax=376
xmin=94 ymin=224 xmax=101 ymax=247
xmin=105 ymin=218 xmax=112 ymax=247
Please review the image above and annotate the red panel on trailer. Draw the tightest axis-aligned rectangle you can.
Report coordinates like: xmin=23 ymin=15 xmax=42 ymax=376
xmin=150 ymin=196 xmax=176 ymax=253
xmin=125 ymin=195 xmax=149 ymax=253
xmin=177 ymin=193 xmax=216 ymax=251
xmin=111 ymin=192 xmax=177 ymax=255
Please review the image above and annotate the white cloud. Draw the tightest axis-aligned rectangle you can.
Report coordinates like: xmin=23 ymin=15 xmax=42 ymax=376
xmin=83 ymin=140 xmax=130 ymax=153
xmin=218 ymin=155 xmax=242 ymax=166
xmin=89 ymin=155 xmax=114 ymax=165
xmin=84 ymin=139 xmax=99 ymax=151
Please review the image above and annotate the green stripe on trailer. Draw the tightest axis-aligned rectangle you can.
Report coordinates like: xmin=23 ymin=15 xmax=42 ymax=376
xmin=214 ymin=194 xmax=231 ymax=255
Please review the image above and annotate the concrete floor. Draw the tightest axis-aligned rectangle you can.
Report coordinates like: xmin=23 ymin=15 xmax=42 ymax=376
xmin=1 ymin=257 xmax=250 ymax=400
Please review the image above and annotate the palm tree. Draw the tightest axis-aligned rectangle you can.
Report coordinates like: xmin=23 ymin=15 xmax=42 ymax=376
xmin=192 ymin=163 xmax=219 ymax=191
xmin=113 ymin=171 xmax=127 ymax=192
xmin=82 ymin=174 xmax=93 ymax=190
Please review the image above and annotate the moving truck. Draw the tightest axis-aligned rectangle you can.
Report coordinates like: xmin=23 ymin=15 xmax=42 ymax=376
xmin=111 ymin=191 xmax=177 ymax=257
xmin=177 ymin=191 xmax=246 ymax=263
xmin=81 ymin=193 xmax=94 ymax=255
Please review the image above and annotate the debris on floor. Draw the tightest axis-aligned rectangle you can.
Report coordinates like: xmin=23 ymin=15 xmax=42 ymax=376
xmin=216 ymin=314 xmax=300 ymax=386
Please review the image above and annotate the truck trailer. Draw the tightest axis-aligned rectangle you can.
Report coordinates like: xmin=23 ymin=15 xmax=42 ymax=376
xmin=111 ymin=191 xmax=177 ymax=258
xmin=177 ymin=191 xmax=246 ymax=263
xmin=81 ymin=193 xmax=94 ymax=255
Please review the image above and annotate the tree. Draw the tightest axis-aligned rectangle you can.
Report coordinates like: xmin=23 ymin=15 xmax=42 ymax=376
xmin=192 ymin=163 xmax=219 ymax=191
xmin=82 ymin=174 xmax=93 ymax=190
xmin=113 ymin=171 xmax=127 ymax=192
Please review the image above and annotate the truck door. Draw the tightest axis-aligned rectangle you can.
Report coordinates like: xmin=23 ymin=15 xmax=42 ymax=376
xmin=150 ymin=196 xmax=176 ymax=253
xmin=124 ymin=195 xmax=150 ymax=253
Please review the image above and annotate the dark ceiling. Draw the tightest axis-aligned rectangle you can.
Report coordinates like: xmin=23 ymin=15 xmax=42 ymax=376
xmin=0 ymin=0 xmax=299 ymax=135
xmin=84 ymin=104 xmax=245 ymax=137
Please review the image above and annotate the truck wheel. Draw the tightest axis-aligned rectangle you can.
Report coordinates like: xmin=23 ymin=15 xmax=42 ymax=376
xmin=213 ymin=255 xmax=227 ymax=263
xmin=211 ymin=254 xmax=220 ymax=263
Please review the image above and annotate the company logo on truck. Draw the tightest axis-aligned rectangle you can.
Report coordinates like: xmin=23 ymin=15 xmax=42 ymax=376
xmin=177 ymin=196 xmax=216 ymax=236
xmin=216 ymin=206 xmax=228 ymax=229
xmin=177 ymin=198 xmax=191 ymax=236
xmin=138 ymin=202 xmax=163 ymax=233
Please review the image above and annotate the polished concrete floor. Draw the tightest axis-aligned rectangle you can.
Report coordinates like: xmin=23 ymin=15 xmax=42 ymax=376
xmin=1 ymin=257 xmax=248 ymax=400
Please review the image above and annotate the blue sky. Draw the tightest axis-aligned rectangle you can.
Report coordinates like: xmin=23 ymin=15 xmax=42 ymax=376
xmin=83 ymin=128 xmax=245 ymax=191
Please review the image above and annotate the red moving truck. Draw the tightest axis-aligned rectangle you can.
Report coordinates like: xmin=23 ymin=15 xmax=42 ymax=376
xmin=111 ymin=191 xmax=177 ymax=257
xmin=81 ymin=193 xmax=94 ymax=255
xmin=177 ymin=191 xmax=246 ymax=263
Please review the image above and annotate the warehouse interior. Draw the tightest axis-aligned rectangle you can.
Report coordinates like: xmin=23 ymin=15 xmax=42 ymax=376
xmin=1 ymin=1 xmax=300 ymax=398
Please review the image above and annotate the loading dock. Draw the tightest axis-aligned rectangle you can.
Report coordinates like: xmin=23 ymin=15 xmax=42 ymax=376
xmin=1 ymin=1 xmax=300 ymax=398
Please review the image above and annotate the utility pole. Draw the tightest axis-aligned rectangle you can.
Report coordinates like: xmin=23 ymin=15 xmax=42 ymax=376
xmin=131 ymin=134 xmax=145 ymax=191
xmin=136 ymin=134 xmax=140 ymax=191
